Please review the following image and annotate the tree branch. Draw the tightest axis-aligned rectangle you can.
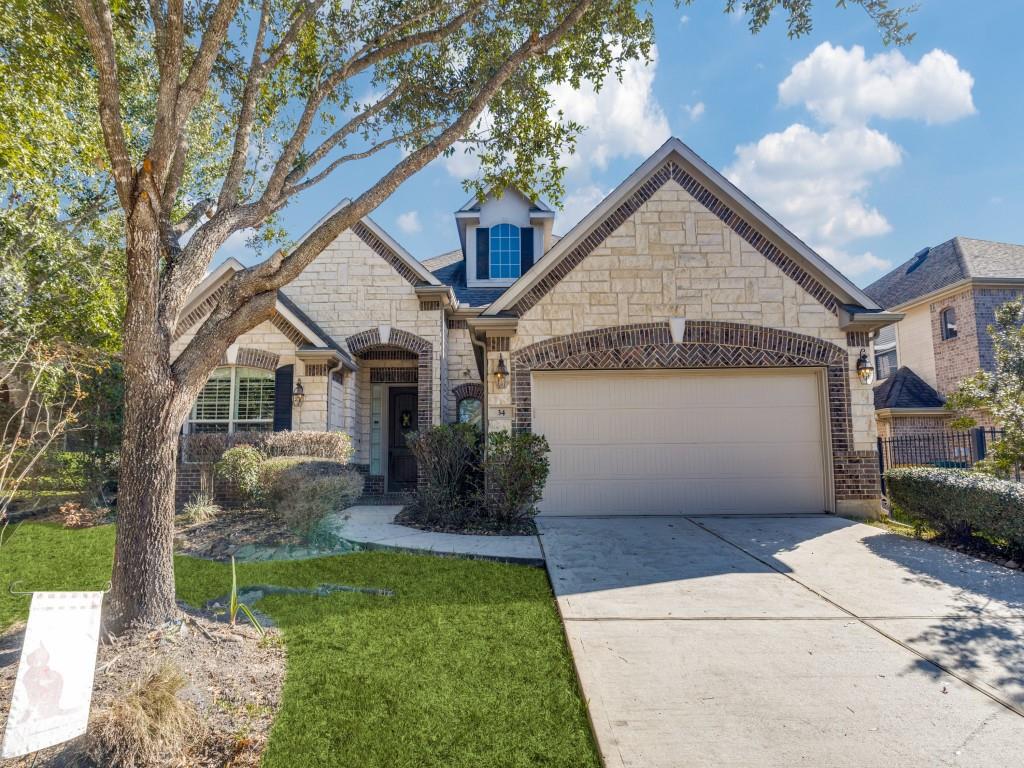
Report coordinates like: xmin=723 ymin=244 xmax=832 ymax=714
xmin=72 ymin=0 xmax=135 ymax=208
xmin=171 ymin=197 xmax=217 ymax=236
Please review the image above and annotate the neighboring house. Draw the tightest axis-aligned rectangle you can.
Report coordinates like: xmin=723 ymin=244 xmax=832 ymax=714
xmin=864 ymin=237 xmax=1024 ymax=437
xmin=172 ymin=137 xmax=899 ymax=517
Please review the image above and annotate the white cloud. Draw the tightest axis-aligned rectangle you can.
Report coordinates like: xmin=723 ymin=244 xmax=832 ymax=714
xmin=684 ymin=101 xmax=705 ymax=121
xmin=729 ymin=124 xmax=899 ymax=246
xmin=556 ymin=184 xmax=609 ymax=233
xmin=679 ymin=14 xmax=690 ymax=25
xmin=727 ymin=43 xmax=976 ymax=278
xmin=779 ymin=43 xmax=976 ymax=127
xmin=396 ymin=210 xmax=422 ymax=235
xmin=547 ymin=46 xmax=670 ymax=172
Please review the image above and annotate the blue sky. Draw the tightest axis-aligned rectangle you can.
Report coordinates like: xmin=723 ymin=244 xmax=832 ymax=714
xmin=222 ymin=0 xmax=1024 ymax=289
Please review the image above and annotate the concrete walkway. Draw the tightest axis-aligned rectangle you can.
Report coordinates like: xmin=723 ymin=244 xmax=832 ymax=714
xmin=538 ymin=514 xmax=1024 ymax=768
xmin=322 ymin=505 xmax=544 ymax=565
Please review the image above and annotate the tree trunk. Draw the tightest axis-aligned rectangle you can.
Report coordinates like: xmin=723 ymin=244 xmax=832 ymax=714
xmin=105 ymin=385 xmax=181 ymax=632
xmin=105 ymin=216 xmax=188 ymax=633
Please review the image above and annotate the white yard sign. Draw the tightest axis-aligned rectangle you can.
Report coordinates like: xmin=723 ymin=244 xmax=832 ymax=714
xmin=1 ymin=591 xmax=104 ymax=759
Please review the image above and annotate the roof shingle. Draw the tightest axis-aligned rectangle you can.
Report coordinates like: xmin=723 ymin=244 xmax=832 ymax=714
xmin=864 ymin=237 xmax=1024 ymax=309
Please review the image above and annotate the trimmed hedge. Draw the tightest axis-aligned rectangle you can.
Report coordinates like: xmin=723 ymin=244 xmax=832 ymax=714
xmin=258 ymin=456 xmax=362 ymax=538
xmin=885 ymin=467 xmax=1024 ymax=550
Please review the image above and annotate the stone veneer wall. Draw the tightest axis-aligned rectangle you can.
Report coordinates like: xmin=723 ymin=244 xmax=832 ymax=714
xmin=282 ymin=228 xmax=446 ymax=463
xmin=490 ymin=176 xmax=880 ymax=513
xmin=445 ymin=321 xmax=482 ymax=422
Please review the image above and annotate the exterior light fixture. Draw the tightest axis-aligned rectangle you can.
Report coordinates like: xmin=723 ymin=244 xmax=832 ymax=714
xmin=292 ymin=379 xmax=305 ymax=407
xmin=855 ymin=349 xmax=875 ymax=385
xmin=494 ymin=354 xmax=509 ymax=390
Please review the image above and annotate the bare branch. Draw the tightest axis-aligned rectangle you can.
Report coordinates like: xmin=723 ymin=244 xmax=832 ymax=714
xmin=171 ymin=197 xmax=217 ymax=236
xmin=286 ymin=129 xmax=433 ymax=196
xmin=260 ymin=2 xmax=483 ymax=203
xmin=283 ymin=82 xmax=409 ymax=188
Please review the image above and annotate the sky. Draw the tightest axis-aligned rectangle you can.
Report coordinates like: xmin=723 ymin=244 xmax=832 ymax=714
xmin=219 ymin=0 xmax=1024 ymax=289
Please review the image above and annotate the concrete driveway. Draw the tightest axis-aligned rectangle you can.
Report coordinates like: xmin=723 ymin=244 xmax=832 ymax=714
xmin=537 ymin=515 xmax=1024 ymax=768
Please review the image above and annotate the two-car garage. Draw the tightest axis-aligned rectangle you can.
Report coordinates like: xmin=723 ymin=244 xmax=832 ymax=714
xmin=532 ymin=369 xmax=830 ymax=516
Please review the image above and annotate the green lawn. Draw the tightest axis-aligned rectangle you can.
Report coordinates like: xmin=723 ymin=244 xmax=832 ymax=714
xmin=0 ymin=523 xmax=598 ymax=768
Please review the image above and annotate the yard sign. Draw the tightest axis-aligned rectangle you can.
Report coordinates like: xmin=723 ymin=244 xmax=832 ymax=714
xmin=1 ymin=591 xmax=104 ymax=759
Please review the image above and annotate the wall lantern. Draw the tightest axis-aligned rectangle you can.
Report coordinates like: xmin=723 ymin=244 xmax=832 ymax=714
xmin=855 ymin=349 xmax=875 ymax=386
xmin=292 ymin=379 xmax=305 ymax=407
xmin=494 ymin=355 xmax=509 ymax=390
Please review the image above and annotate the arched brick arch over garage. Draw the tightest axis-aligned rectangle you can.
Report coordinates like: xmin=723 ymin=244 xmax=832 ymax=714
xmin=347 ymin=327 xmax=433 ymax=432
xmin=511 ymin=321 xmax=879 ymax=507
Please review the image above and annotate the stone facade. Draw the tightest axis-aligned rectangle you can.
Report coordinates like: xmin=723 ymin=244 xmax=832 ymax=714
xmin=172 ymin=145 xmax=886 ymax=514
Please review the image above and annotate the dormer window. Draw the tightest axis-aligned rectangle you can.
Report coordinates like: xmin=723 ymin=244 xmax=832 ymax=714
xmin=489 ymin=224 xmax=521 ymax=279
xmin=474 ymin=223 xmax=534 ymax=281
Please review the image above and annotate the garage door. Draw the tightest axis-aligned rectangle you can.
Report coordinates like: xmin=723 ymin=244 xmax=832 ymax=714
xmin=532 ymin=370 xmax=828 ymax=515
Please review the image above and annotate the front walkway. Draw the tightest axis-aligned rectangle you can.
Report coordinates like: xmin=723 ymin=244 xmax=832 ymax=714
xmin=322 ymin=506 xmax=544 ymax=564
xmin=538 ymin=514 xmax=1024 ymax=768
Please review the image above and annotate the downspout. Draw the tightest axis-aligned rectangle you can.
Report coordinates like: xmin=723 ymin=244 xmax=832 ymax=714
xmin=469 ymin=332 xmax=488 ymax=436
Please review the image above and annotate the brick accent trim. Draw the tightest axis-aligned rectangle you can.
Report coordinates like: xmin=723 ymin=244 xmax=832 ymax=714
xmin=511 ymin=322 xmax=876 ymax=504
xmin=173 ymin=288 xmax=222 ymax=340
xmin=447 ymin=319 xmax=469 ymax=330
xmin=304 ymin=363 xmax=329 ymax=377
xmin=360 ymin=348 xmax=418 ymax=361
xmin=371 ymin=367 xmax=419 ymax=384
xmin=347 ymin=327 xmax=432 ymax=432
xmin=846 ymin=331 xmax=870 ymax=348
xmin=452 ymin=382 xmax=484 ymax=402
xmin=269 ymin=311 xmax=309 ymax=346
xmin=352 ymin=221 xmax=426 ymax=287
xmin=509 ymin=161 xmax=841 ymax=316
xmin=486 ymin=336 xmax=510 ymax=352
xmin=235 ymin=348 xmax=279 ymax=371
xmin=419 ymin=300 xmax=442 ymax=311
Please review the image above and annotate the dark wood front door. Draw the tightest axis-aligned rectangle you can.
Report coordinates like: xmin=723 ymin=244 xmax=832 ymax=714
xmin=388 ymin=387 xmax=418 ymax=492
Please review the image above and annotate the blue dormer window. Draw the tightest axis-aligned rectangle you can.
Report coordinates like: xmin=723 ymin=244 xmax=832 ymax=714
xmin=489 ymin=224 xmax=521 ymax=279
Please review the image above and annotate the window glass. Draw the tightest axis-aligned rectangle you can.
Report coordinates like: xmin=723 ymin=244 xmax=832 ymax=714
xmin=941 ymin=307 xmax=958 ymax=340
xmin=189 ymin=366 xmax=274 ymax=433
xmin=489 ymin=223 xmax=521 ymax=279
xmin=875 ymin=350 xmax=898 ymax=381
xmin=457 ymin=397 xmax=482 ymax=427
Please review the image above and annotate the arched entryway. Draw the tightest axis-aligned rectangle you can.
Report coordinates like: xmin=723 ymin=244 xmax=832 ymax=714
xmin=347 ymin=327 xmax=433 ymax=493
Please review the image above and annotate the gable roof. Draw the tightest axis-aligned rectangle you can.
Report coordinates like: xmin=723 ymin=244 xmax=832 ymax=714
xmin=176 ymin=257 xmax=353 ymax=368
xmin=864 ymin=237 xmax=1024 ymax=309
xmin=429 ymin=259 xmax=508 ymax=308
xmin=485 ymin=137 xmax=883 ymax=318
xmin=873 ymin=367 xmax=945 ymax=410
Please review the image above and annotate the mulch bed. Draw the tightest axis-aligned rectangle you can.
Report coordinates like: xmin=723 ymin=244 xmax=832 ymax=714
xmin=393 ymin=508 xmax=537 ymax=537
xmin=0 ymin=608 xmax=285 ymax=767
xmin=175 ymin=509 xmax=301 ymax=561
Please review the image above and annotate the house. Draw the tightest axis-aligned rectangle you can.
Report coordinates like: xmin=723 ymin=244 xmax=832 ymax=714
xmin=172 ymin=137 xmax=899 ymax=518
xmin=863 ymin=237 xmax=1024 ymax=437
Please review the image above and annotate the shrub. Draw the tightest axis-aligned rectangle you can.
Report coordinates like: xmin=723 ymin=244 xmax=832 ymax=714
xmin=264 ymin=430 xmax=354 ymax=463
xmin=58 ymin=501 xmax=104 ymax=529
xmin=216 ymin=444 xmax=266 ymax=505
xmin=274 ymin=471 xmax=364 ymax=538
xmin=482 ymin=431 xmax=550 ymax=525
xmin=885 ymin=467 xmax=1024 ymax=551
xmin=181 ymin=493 xmax=220 ymax=525
xmin=406 ymin=424 xmax=481 ymax=528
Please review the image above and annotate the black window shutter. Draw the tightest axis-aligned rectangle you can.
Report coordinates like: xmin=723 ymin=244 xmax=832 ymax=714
xmin=520 ymin=226 xmax=534 ymax=273
xmin=476 ymin=227 xmax=489 ymax=279
xmin=273 ymin=364 xmax=293 ymax=431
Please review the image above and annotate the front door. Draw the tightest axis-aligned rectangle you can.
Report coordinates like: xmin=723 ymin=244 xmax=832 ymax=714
xmin=388 ymin=387 xmax=418 ymax=492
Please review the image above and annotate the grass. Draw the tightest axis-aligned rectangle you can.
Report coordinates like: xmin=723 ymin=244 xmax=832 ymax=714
xmin=0 ymin=523 xmax=599 ymax=768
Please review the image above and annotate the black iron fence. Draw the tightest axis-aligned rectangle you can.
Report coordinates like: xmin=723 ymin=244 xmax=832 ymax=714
xmin=878 ymin=427 xmax=1012 ymax=492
